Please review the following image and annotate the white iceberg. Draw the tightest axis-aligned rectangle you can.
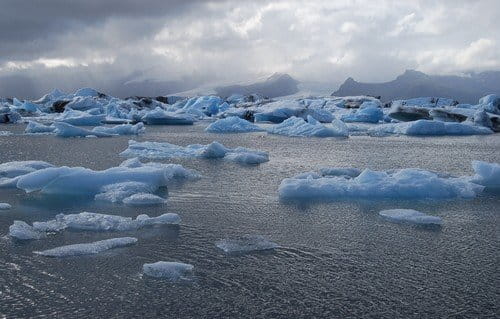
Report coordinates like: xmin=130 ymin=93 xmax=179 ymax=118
xmin=379 ymin=209 xmax=443 ymax=226
xmin=279 ymin=167 xmax=484 ymax=201
xmin=53 ymin=122 xmax=113 ymax=138
xmin=268 ymin=116 xmax=348 ymax=137
xmin=92 ymin=123 xmax=145 ymax=135
xmin=205 ymin=116 xmax=263 ymax=133
xmin=216 ymin=235 xmax=279 ymax=253
xmin=0 ymin=202 xmax=11 ymax=210
xmin=341 ymin=105 xmax=383 ymax=123
xmin=34 ymin=237 xmax=138 ymax=257
xmin=122 ymin=193 xmax=166 ymax=206
xmin=121 ymin=140 xmax=269 ymax=165
xmin=142 ymin=261 xmax=194 ymax=280
xmin=56 ymin=109 xmax=105 ymax=126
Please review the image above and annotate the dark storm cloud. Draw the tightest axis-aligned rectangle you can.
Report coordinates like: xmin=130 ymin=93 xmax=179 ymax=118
xmin=0 ymin=0 xmax=498 ymax=98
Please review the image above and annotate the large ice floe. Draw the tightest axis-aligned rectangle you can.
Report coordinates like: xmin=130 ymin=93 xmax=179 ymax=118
xmin=9 ymin=212 xmax=180 ymax=240
xmin=379 ymin=209 xmax=443 ymax=226
xmin=216 ymin=235 xmax=279 ymax=253
xmin=34 ymin=237 xmax=138 ymax=257
xmin=205 ymin=116 xmax=263 ymax=133
xmin=278 ymin=162 xmax=491 ymax=201
xmin=121 ymin=140 xmax=269 ymax=165
xmin=142 ymin=261 xmax=194 ymax=280
xmin=0 ymin=159 xmax=198 ymax=206
xmin=268 ymin=116 xmax=348 ymax=137
xmin=368 ymin=120 xmax=493 ymax=136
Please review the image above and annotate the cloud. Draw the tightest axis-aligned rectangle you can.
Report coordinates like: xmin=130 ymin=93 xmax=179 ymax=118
xmin=0 ymin=0 xmax=498 ymax=98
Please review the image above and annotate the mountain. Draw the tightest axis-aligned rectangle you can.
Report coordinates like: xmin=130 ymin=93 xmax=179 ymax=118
xmin=333 ymin=70 xmax=500 ymax=104
xmin=215 ymin=73 xmax=299 ymax=98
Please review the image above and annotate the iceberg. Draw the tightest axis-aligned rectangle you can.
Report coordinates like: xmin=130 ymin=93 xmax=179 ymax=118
xmin=34 ymin=237 xmax=138 ymax=257
xmin=379 ymin=209 xmax=443 ymax=226
xmin=14 ymin=159 xmax=198 ymax=196
xmin=25 ymin=121 xmax=56 ymax=134
xmin=0 ymin=161 xmax=54 ymax=188
xmin=369 ymin=120 xmax=493 ymax=136
xmin=142 ymin=107 xmax=194 ymax=125
xmin=121 ymin=140 xmax=269 ymax=165
xmin=0 ymin=202 xmax=12 ymax=210
xmin=53 ymin=122 xmax=113 ymax=138
xmin=9 ymin=221 xmax=45 ymax=240
xmin=470 ymin=161 xmax=500 ymax=189
xmin=142 ymin=261 xmax=194 ymax=280
xmin=92 ymin=123 xmax=145 ymax=135
xmin=341 ymin=105 xmax=383 ymax=123
xmin=56 ymin=109 xmax=105 ymax=126
xmin=216 ymin=235 xmax=279 ymax=253
xmin=32 ymin=212 xmax=180 ymax=233
xmin=279 ymin=167 xmax=484 ymax=201
xmin=268 ymin=116 xmax=348 ymax=137
xmin=205 ymin=116 xmax=263 ymax=133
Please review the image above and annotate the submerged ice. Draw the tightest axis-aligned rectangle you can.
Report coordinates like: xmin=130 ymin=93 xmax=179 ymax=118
xmin=379 ymin=209 xmax=443 ymax=226
xmin=142 ymin=261 xmax=194 ymax=280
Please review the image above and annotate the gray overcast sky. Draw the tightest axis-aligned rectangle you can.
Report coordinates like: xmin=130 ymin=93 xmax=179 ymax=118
xmin=0 ymin=0 xmax=498 ymax=98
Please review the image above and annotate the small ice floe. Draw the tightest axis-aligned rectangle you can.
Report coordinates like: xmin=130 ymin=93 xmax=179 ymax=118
xmin=121 ymin=140 xmax=269 ymax=165
xmin=470 ymin=161 xmax=500 ymax=189
xmin=379 ymin=209 xmax=443 ymax=226
xmin=0 ymin=161 xmax=54 ymax=188
xmin=268 ymin=116 xmax=348 ymax=137
xmin=205 ymin=116 xmax=263 ymax=133
xmin=9 ymin=221 xmax=46 ymax=240
xmin=122 ymin=193 xmax=166 ymax=206
xmin=279 ymin=166 xmax=484 ymax=201
xmin=215 ymin=235 xmax=279 ymax=254
xmin=52 ymin=122 xmax=144 ymax=138
xmin=142 ymin=261 xmax=194 ymax=280
xmin=24 ymin=121 xmax=56 ymax=134
xmin=32 ymin=212 xmax=180 ymax=232
xmin=0 ymin=202 xmax=11 ymax=210
xmin=34 ymin=237 xmax=138 ymax=257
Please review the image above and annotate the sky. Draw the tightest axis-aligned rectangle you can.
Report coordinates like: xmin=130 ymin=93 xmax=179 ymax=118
xmin=0 ymin=0 xmax=498 ymax=98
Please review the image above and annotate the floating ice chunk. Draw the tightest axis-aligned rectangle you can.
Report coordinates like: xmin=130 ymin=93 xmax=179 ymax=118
xmin=279 ymin=167 xmax=484 ymax=201
xmin=142 ymin=107 xmax=194 ymax=125
xmin=53 ymin=122 xmax=113 ymax=138
xmin=16 ymin=161 xmax=198 ymax=196
xmin=470 ymin=161 xmax=500 ymax=189
xmin=369 ymin=120 xmax=493 ymax=136
xmin=34 ymin=237 xmax=138 ymax=257
xmin=268 ymin=116 xmax=347 ymax=137
xmin=32 ymin=212 xmax=180 ymax=233
xmin=379 ymin=209 xmax=443 ymax=226
xmin=25 ymin=121 xmax=55 ymax=134
xmin=0 ymin=161 xmax=54 ymax=188
xmin=123 ymin=193 xmax=166 ymax=206
xmin=0 ymin=202 xmax=12 ymax=210
xmin=216 ymin=235 xmax=279 ymax=253
xmin=56 ymin=109 xmax=105 ymax=126
xmin=142 ymin=261 xmax=194 ymax=280
xmin=205 ymin=116 xmax=263 ymax=133
xmin=254 ymin=100 xmax=303 ymax=123
xmin=92 ymin=123 xmax=145 ymax=135
xmin=95 ymin=182 xmax=155 ymax=203
xmin=9 ymin=221 xmax=45 ymax=240
xmin=478 ymin=94 xmax=499 ymax=115
xmin=121 ymin=140 xmax=269 ymax=165
xmin=341 ymin=106 xmax=383 ymax=123
xmin=74 ymin=87 xmax=102 ymax=97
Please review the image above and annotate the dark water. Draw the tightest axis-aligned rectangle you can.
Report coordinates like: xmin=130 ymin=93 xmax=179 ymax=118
xmin=0 ymin=123 xmax=499 ymax=318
